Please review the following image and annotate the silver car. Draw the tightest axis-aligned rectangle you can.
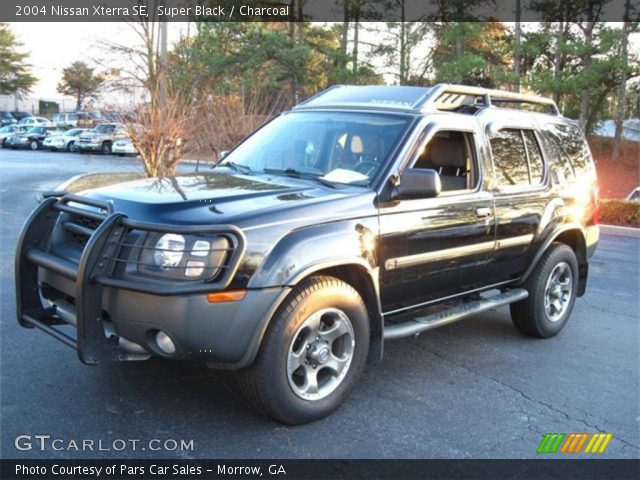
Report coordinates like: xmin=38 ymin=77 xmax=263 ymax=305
xmin=43 ymin=128 xmax=90 ymax=152
xmin=18 ymin=117 xmax=52 ymax=126
xmin=112 ymin=138 xmax=139 ymax=156
xmin=0 ymin=125 xmax=30 ymax=147
xmin=76 ymin=123 xmax=127 ymax=154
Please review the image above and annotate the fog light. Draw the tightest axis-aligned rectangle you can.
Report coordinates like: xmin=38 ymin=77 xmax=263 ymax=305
xmin=185 ymin=260 xmax=205 ymax=277
xmin=155 ymin=331 xmax=176 ymax=355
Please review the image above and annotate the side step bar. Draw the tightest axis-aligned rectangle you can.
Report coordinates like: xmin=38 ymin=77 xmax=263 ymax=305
xmin=384 ymin=289 xmax=528 ymax=340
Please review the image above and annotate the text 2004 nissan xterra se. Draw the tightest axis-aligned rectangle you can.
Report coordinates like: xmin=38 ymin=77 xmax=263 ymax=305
xmin=16 ymin=85 xmax=599 ymax=424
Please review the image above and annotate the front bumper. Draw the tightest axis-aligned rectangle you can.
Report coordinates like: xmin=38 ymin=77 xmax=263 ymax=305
xmin=15 ymin=193 xmax=281 ymax=368
xmin=77 ymin=142 xmax=101 ymax=151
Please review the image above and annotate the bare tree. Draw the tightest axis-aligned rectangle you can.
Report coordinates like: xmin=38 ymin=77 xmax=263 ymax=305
xmin=123 ymin=80 xmax=195 ymax=178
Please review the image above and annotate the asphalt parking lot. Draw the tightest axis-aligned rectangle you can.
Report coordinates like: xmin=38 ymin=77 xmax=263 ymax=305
xmin=1 ymin=148 xmax=638 ymax=459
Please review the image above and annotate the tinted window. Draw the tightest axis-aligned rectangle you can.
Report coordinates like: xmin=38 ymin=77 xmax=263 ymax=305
xmin=522 ymin=130 xmax=544 ymax=184
xmin=489 ymin=129 xmax=530 ymax=187
xmin=541 ymin=123 xmax=593 ymax=180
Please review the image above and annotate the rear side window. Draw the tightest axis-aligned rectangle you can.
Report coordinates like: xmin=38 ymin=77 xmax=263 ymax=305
xmin=489 ymin=129 xmax=546 ymax=188
xmin=489 ymin=129 xmax=530 ymax=187
xmin=541 ymin=123 xmax=594 ymax=180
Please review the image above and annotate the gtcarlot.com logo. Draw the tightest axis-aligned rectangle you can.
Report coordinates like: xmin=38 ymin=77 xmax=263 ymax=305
xmin=15 ymin=435 xmax=195 ymax=452
xmin=537 ymin=433 xmax=613 ymax=454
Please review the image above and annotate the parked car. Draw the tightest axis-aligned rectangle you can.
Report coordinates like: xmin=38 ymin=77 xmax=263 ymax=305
xmin=6 ymin=125 xmax=67 ymax=150
xmin=625 ymin=186 xmax=640 ymax=202
xmin=0 ymin=111 xmax=17 ymax=126
xmin=43 ymin=128 xmax=89 ymax=152
xmin=112 ymin=138 xmax=139 ymax=156
xmin=10 ymin=111 xmax=33 ymax=122
xmin=14 ymin=84 xmax=599 ymax=424
xmin=18 ymin=116 xmax=52 ymax=126
xmin=76 ymin=123 xmax=127 ymax=154
xmin=0 ymin=124 xmax=30 ymax=147
xmin=51 ymin=112 xmax=81 ymax=128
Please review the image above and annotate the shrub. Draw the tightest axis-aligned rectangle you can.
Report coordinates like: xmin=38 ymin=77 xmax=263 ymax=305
xmin=599 ymin=199 xmax=640 ymax=227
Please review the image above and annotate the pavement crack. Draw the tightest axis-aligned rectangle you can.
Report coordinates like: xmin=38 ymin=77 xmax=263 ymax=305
xmin=407 ymin=340 xmax=640 ymax=451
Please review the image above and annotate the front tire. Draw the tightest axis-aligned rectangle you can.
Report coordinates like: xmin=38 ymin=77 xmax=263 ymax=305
xmin=510 ymin=243 xmax=579 ymax=338
xmin=30 ymin=140 xmax=39 ymax=150
xmin=101 ymin=142 xmax=112 ymax=155
xmin=238 ymin=276 xmax=369 ymax=424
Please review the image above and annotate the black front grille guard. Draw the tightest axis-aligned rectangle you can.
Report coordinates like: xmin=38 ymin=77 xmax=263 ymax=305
xmin=15 ymin=193 xmax=246 ymax=365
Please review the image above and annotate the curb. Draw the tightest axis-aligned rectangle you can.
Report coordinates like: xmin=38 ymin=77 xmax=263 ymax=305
xmin=599 ymin=224 xmax=640 ymax=238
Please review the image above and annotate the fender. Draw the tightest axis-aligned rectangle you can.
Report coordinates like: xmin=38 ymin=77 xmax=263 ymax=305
xmin=520 ymin=222 xmax=588 ymax=286
xmin=247 ymin=218 xmax=384 ymax=363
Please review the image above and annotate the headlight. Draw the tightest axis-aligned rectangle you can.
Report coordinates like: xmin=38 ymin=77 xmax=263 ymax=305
xmin=138 ymin=233 xmax=230 ymax=281
xmin=154 ymin=233 xmax=185 ymax=269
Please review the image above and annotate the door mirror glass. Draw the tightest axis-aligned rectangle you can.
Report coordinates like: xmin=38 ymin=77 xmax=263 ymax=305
xmin=393 ymin=169 xmax=441 ymax=200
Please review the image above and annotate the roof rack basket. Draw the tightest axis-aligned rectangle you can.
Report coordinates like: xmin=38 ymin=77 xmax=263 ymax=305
xmin=420 ymin=84 xmax=559 ymax=115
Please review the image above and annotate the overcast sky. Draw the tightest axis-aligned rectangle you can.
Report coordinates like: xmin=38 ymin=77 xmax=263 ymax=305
xmin=9 ymin=22 xmax=640 ymax=103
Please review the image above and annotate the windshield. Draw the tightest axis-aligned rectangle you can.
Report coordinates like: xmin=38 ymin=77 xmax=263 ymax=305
xmin=224 ymin=111 xmax=412 ymax=185
xmin=66 ymin=128 xmax=83 ymax=136
xmin=94 ymin=124 xmax=116 ymax=134
xmin=0 ymin=126 xmax=13 ymax=133
xmin=27 ymin=127 xmax=46 ymax=134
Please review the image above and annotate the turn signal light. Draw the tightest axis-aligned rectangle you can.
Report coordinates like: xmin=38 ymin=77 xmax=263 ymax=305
xmin=207 ymin=290 xmax=247 ymax=303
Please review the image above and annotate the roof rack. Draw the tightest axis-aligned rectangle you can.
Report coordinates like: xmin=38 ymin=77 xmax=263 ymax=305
xmin=419 ymin=84 xmax=559 ymax=115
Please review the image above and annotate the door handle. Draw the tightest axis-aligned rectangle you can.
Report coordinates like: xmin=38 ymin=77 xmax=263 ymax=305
xmin=475 ymin=207 xmax=493 ymax=218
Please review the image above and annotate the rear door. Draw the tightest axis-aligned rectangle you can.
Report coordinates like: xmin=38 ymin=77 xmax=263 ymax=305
xmin=378 ymin=115 xmax=496 ymax=313
xmin=484 ymin=124 xmax=549 ymax=282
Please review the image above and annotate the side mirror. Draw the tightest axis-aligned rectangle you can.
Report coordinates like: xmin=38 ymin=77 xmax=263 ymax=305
xmin=392 ymin=169 xmax=441 ymax=200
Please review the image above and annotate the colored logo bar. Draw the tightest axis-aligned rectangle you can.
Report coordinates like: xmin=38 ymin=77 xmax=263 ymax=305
xmin=537 ymin=433 xmax=613 ymax=454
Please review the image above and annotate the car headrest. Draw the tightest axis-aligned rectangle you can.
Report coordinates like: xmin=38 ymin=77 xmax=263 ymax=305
xmin=429 ymin=137 xmax=465 ymax=168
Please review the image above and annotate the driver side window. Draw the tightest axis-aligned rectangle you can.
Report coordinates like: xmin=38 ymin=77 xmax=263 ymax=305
xmin=411 ymin=130 xmax=479 ymax=193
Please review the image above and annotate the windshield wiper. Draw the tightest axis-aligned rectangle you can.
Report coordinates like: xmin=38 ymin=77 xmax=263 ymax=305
xmin=219 ymin=161 xmax=252 ymax=175
xmin=263 ymin=168 xmax=337 ymax=189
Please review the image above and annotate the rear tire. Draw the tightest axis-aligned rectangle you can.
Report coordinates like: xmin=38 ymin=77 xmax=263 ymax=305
xmin=238 ymin=276 xmax=369 ymax=424
xmin=30 ymin=140 xmax=38 ymax=150
xmin=510 ymin=243 xmax=579 ymax=338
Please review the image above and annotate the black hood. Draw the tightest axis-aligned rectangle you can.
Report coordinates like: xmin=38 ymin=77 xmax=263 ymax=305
xmin=83 ymin=171 xmax=374 ymax=228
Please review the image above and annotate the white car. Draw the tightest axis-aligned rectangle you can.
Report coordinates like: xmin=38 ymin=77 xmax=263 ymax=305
xmin=42 ymin=128 xmax=90 ymax=152
xmin=625 ymin=187 xmax=640 ymax=202
xmin=112 ymin=138 xmax=139 ymax=156
xmin=0 ymin=124 xmax=30 ymax=147
xmin=18 ymin=116 xmax=52 ymax=126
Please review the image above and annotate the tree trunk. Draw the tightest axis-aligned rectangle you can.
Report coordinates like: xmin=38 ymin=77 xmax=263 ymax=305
xmin=578 ymin=21 xmax=595 ymax=131
xmin=514 ymin=0 xmax=521 ymax=92
xmin=352 ymin=8 xmax=360 ymax=78
xmin=341 ymin=0 xmax=349 ymax=69
xmin=613 ymin=0 xmax=631 ymax=161
xmin=553 ymin=21 xmax=564 ymax=106
xmin=399 ymin=16 xmax=406 ymax=83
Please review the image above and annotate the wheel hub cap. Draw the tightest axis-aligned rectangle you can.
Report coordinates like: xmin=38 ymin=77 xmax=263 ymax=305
xmin=286 ymin=307 xmax=355 ymax=401
xmin=544 ymin=261 xmax=573 ymax=323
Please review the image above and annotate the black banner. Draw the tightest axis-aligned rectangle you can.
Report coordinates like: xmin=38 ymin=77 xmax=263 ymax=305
xmin=3 ymin=0 xmax=636 ymax=22
xmin=2 ymin=459 xmax=640 ymax=480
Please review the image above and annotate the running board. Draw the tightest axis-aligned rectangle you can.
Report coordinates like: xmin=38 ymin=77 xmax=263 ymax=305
xmin=383 ymin=289 xmax=528 ymax=340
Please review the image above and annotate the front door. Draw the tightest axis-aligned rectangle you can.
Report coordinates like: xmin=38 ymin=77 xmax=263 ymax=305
xmin=378 ymin=117 xmax=496 ymax=314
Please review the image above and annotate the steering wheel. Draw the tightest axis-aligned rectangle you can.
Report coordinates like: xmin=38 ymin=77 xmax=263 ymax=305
xmin=354 ymin=160 xmax=379 ymax=177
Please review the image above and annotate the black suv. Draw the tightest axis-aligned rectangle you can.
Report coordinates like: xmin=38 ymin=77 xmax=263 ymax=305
xmin=15 ymin=85 xmax=599 ymax=424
